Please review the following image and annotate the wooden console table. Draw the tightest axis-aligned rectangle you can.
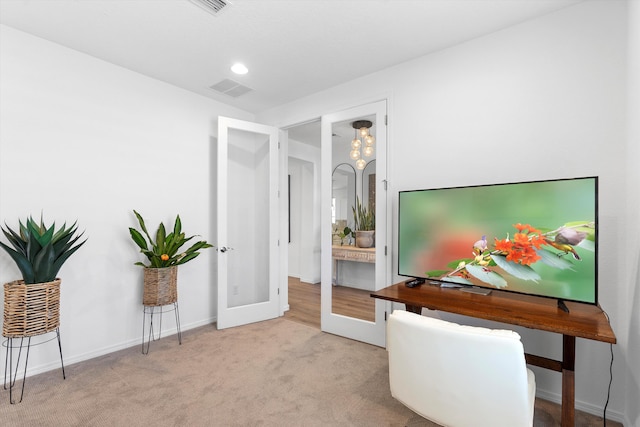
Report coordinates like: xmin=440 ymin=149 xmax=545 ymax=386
xmin=371 ymin=282 xmax=616 ymax=427
xmin=332 ymin=245 xmax=375 ymax=285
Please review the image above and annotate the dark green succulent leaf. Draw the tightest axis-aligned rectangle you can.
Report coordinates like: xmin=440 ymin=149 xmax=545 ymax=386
xmin=1 ymin=215 xmax=85 ymax=284
xmin=51 ymin=222 xmax=68 ymax=240
xmin=52 ymin=221 xmax=79 ymax=244
xmin=55 ymin=232 xmax=86 ymax=259
xmin=50 ymin=240 xmax=87 ymax=280
xmin=33 ymin=222 xmax=55 ymax=247
xmin=0 ymin=240 xmax=35 ymax=283
xmin=2 ymin=224 xmax=27 ymax=254
xmin=32 ymin=244 xmax=57 ymax=283
xmin=19 ymin=220 xmax=28 ymax=240
xmin=26 ymin=229 xmax=44 ymax=263
xmin=51 ymin=228 xmax=77 ymax=254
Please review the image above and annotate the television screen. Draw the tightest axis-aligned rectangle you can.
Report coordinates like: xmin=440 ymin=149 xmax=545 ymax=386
xmin=398 ymin=177 xmax=598 ymax=305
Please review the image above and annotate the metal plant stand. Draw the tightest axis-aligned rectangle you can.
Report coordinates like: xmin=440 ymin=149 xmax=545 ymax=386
xmin=141 ymin=302 xmax=182 ymax=355
xmin=2 ymin=279 xmax=66 ymax=404
xmin=3 ymin=330 xmax=66 ymax=404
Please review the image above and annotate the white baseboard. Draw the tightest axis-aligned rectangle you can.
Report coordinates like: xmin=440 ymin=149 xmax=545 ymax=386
xmin=19 ymin=317 xmax=217 ymax=379
xmin=299 ymin=275 xmax=320 ymax=284
xmin=535 ymin=388 xmax=626 ymax=425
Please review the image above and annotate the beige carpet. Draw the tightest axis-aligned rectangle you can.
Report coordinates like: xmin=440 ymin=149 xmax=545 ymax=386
xmin=0 ymin=318 xmax=617 ymax=426
xmin=1 ymin=318 xmax=434 ymax=427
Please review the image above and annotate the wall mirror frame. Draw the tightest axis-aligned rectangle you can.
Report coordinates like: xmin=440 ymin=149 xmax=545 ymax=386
xmin=362 ymin=159 xmax=376 ymax=214
xmin=332 ymin=162 xmax=356 ymax=245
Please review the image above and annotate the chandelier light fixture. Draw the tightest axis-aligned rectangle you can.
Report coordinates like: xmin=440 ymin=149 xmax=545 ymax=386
xmin=349 ymin=120 xmax=375 ymax=170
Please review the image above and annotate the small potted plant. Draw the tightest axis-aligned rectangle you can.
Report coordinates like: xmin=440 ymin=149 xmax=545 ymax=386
xmin=129 ymin=210 xmax=213 ymax=306
xmin=339 ymin=226 xmax=354 ymax=246
xmin=352 ymin=196 xmax=375 ymax=248
xmin=333 ymin=225 xmax=354 ymax=246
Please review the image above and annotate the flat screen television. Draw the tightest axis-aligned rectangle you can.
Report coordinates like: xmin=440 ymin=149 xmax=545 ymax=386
xmin=398 ymin=177 xmax=598 ymax=305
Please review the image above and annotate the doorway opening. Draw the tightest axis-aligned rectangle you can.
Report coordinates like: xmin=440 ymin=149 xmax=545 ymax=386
xmin=284 ymin=115 xmax=378 ymax=330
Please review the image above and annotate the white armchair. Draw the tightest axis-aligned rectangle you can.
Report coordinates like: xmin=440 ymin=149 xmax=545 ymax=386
xmin=387 ymin=310 xmax=536 ymax=427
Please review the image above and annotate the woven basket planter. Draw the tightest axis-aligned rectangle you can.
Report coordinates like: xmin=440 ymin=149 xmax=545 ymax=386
xmin=143 ymin=266 xmax=178 ymax=306
xmin=3 ymin=279 xmax=61 ymax=338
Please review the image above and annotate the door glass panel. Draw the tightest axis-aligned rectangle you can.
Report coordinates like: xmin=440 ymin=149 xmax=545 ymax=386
xmin=331 ymin=115 xmax=377 ymax=322
xmin=226 ymin=127 xmax=270 ymax=308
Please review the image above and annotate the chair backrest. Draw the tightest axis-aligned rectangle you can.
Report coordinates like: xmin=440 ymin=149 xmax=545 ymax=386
xmin=387 ymin=310 xmax=535 ymax=427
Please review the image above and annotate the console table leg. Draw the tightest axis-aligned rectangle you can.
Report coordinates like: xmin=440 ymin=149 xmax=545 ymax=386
xmin=405 ymin=304 xmax=422 ymax=314
xmin=561 ymin=334 xmax=576 ymax=427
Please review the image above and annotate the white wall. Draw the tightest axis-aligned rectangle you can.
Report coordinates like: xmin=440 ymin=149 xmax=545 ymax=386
xmin=624 ymin=1 xmax=640 ymax=425
xmin=259 ymin=1 xmax=635 ymax=424
xmin=288 ymin=158 xmax=303 ymax=278
xmin=0 ymin=25 xmax=253 ymax=373
xmin=1 ymin=0 xmax=637 ymax=423
xmin=288 ymin=139 xmax=321 ymax=284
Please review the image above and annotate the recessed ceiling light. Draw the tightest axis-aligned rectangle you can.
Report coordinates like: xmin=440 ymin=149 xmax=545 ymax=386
xmin=231 ymin=63 xmax=248 ymax=75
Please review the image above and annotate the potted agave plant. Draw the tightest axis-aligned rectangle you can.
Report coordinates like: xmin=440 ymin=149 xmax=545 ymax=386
xmin=0 ymin=215 xmax=86 ymax=402
xmin=352 ymin=196 xmax=375 ymax=248
xmin=129 ymin=210 xmax=213 ymax=307
xmin=0 ymin=215 xmax=86 ymax=337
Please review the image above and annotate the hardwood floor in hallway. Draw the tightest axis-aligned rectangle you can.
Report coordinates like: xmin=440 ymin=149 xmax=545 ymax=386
xmin=284 ymin=276 xmax=374 ymax=329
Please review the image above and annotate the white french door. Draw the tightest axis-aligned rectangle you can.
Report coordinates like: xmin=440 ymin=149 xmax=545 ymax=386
xmin=320 ymin=100 xmax=388 ymax=347
xmin=216 ymin=117 xmax=280 ymax=329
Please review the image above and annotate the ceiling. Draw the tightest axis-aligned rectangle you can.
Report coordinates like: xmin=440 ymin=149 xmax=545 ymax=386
xmin=0 ymin=0 xmax=584 ymax=116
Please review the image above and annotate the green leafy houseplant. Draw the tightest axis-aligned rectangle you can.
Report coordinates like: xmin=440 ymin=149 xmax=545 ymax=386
xmin=352 ymin=196 xmax=375 ymax=231
xmin=129 ymin=210 xmax=213 ymax=268
xmin=0 ymin=216 xmax=86 ymax=284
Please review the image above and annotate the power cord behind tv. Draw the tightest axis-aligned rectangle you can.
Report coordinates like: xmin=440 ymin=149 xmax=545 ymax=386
xmin=603 ymin=343 xmax=613 ymax=426
xmin=602 ymin=310 xmax=613 ymax=427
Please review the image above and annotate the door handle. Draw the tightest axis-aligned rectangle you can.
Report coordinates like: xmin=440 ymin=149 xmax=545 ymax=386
xmin=219 ymin=246 xmax=234 ymax=253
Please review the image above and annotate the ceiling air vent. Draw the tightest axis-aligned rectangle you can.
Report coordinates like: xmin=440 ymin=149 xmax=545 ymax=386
xmin=188 ymin=0 xmax=231 ymax=17
xmin=209 ymin=79 xmax=253 ymax=98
